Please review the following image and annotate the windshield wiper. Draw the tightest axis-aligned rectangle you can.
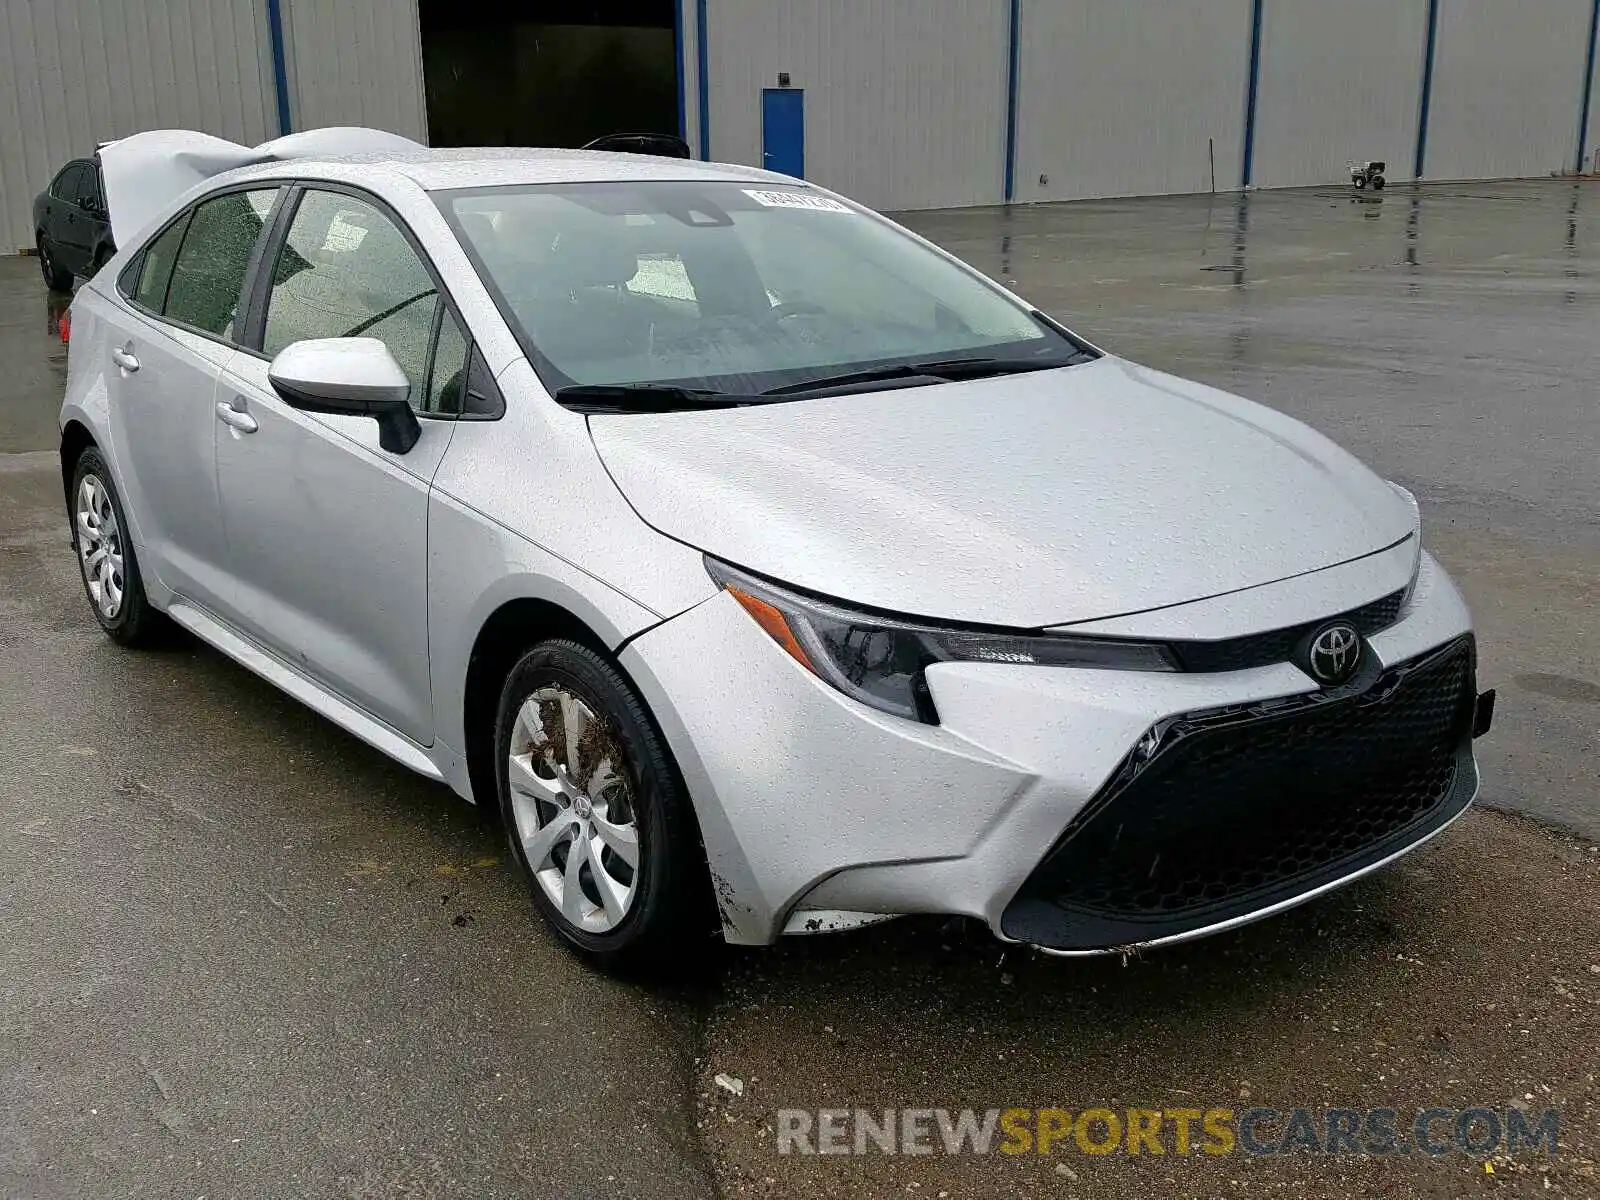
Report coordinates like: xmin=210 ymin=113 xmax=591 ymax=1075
xmin=759 ymin=353 xmax=1092 ymax=397
xmin=555 ymin=383 xmax=754 ymax=413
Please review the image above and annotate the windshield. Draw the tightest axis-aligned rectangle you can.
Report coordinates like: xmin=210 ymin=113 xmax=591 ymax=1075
xmin=438 ymin=181 xmax=1088 ymax=404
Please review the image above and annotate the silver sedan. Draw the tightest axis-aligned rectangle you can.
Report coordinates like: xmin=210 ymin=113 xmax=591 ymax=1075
xmin=59 ymin=132 xmax=1493 ymax=970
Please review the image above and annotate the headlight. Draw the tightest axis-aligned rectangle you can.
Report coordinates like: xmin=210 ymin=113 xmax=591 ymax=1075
xmin=706 ymin=558 xmax=1178 ymax=724
xmin=1385 ymin=480 xmax=1423 ymax=605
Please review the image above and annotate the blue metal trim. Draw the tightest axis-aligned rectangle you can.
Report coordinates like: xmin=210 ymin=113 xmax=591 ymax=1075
xmin=1414 ymin=0 xmax=1441 ymax=179
xmin=265 ymin=0 xmax=292 ymax=136
xmin=1578 ymin=0 xmax=1600 ymax=172
xmin=1240 ymin=0 xmax=1265 ymax=186
xmin=1003 ymin=0 xmax=1021 ymax=203
xmin=696 ymin=0 xmax=711 ymax=160
xmin=674 ymin=0 xmax=687 ymax=141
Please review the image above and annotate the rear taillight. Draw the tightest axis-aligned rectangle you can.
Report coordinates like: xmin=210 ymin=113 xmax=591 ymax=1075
xmin=58 ymin=309 xmax=71 ymax=345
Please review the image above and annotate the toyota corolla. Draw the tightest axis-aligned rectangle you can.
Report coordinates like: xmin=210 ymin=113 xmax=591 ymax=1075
xmin=59 ymin=129 xmax=1494 ymax=969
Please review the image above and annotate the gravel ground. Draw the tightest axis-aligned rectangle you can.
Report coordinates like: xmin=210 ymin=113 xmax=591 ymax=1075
xmin=696 ymin=810 xmax=1599 ymax=1198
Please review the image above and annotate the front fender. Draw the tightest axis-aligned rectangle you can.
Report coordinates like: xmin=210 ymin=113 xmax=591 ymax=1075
xmin=426 ymin=486 xmax=668 ymax=801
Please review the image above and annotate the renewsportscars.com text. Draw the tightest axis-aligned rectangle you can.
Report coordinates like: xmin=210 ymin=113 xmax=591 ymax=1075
xmin=776 ymin=1106 xmax=1560 ymax=1157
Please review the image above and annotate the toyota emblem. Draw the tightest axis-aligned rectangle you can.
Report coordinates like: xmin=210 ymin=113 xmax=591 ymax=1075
xmin=1303 ymin=622 xmax=1362 ymax=685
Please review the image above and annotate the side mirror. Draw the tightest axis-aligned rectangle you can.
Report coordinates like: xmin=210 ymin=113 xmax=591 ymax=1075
xmin=268 ymin=337 xmax=421 ymax=454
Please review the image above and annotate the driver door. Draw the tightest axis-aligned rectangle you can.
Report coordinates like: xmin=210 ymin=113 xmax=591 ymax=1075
xmin=215 ymin=187 xmax=467 ymax=746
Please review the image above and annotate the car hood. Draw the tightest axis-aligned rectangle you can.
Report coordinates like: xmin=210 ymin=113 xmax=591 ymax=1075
xmin=588 ymin=357 xmax=1417 ymax=628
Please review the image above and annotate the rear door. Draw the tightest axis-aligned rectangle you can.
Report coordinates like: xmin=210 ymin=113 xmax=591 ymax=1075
xmin=46 ymin=162 xmax=93 ymax=272
xmin=104 ymin=187 xmax=282 ymax=615
xmin=215 ymin=185 xmax=465 ymax=744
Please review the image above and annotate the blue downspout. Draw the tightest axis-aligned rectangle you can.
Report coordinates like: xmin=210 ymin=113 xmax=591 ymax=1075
xmin=1240 ymin=0 xmax=1265 ymax=186
xmin=1414 ymin=0 xmax=1441 ymax=179
xmin=265 ymin=0 xmax=292 ymax=136
xmin=1003 ymin=0 xmax=1021 ymax=203
xmin=674 ymin=0 xmax=687 ymax=140
xmin=1578 ymin=0 xmax=1600 ymax=172
xmin=696 ymin=0 xmax=711 ymax=160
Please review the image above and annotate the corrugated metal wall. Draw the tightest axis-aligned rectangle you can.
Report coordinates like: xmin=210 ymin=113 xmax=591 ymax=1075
xmin=1252 ymin=0 xmax=1428 ymax=188
xmin=701 ymin=0 xmax=1599 ymax=207
xmin=1588 ymin=26 xmax=1600 ymax=173
xmin=1424 ymin=0 xmax=1593 ymax=180
xmin=703 ymin=0 xmax=1008 ymax=211
xmin=3 ymin=0 xmax=1598 ymax=249
xmin=0 ymin=0 xmax=277 ymax=251
xmin=1012 ymin=0 xmax=1252 ymax=203
xmin=280 ymin=0 xmax=427 ymax=140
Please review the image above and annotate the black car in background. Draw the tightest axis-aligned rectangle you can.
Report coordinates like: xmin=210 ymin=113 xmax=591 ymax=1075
xmin=32 ymin=157 xmax=115 ymax=292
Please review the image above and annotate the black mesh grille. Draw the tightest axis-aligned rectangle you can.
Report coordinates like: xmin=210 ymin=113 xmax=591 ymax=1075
xmin=1003 ymin=636 xmax=1476 ymax=951
xmin=1170 ymin=589 xmax=1407 ymax=673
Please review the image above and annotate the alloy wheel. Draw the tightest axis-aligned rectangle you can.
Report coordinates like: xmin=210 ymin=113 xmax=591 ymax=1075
xmin=75 ymin=473 xmax=124 ymax=621
xmin=507 ymin=686 xmax=641 ymax=933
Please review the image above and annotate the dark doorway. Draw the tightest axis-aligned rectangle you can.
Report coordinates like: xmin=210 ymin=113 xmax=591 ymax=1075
xmin=418 ymin=0 xmax=680 ymax=149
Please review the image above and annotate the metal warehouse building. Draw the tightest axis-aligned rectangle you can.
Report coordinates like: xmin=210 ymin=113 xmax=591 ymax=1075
xmin=3 ymin=0 xmax=1598 ymax=251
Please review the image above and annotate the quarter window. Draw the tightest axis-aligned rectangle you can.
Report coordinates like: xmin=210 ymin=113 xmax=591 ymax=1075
xmin=426 ymin=309 xmax=470 ymax=416
xmin=132 ymin=213 xmax=190 ymax=312
xmin=263 ymin=190 xmax=439 ymax=407
xmin=164 ymin=189 xmax=279 ymax=339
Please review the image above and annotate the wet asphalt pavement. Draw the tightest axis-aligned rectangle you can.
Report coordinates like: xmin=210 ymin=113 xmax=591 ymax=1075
xmin=1 ymin=180 xmax=1597 ymax=1198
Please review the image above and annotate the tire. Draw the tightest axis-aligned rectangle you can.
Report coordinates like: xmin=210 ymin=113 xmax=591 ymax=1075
xmin=495 ymin=639 xmax=711 ymax=972
xmin=1353 ymin=176 xmax=1367 ymax=191
xmin=1371 ymin=175 xmax=1387 ymax=191
xmin=69 ymin=447 xmax=165 ymax=647
xmin=37 ymin=235 xmax=73 ymax=292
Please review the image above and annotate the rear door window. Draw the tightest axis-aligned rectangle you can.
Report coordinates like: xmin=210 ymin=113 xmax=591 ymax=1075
xmin=163 ymin=189 xmax=279 ymax=339
xmin=51 ymin=163 xmax=86 ymax=201
xmin=74 ymin=166 xmax=103 ymax=211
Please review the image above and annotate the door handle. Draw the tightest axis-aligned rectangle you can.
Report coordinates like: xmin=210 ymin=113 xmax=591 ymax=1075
xmin=215 ymin=401 xmax=259 ymax=434
xmin=111 ymin=346 xmax=140 ymax=372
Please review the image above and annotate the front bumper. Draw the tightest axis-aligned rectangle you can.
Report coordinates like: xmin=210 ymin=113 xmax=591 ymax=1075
xmin=619 ymin=551 xmax=1481 ymax=948
xmin=1002 ymin=634 xmax=1479 ymax=953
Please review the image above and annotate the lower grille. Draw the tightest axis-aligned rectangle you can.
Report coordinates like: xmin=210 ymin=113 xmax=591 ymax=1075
xmin=1003 ymin=636 xmax=1477 ymax=951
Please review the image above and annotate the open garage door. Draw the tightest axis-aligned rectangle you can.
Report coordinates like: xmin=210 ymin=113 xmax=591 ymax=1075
xmin=419 ymin=0 xmax=680 ymax=149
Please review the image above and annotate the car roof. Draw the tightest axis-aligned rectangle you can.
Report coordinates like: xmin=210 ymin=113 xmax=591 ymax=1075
xmin=215 ymin=147 xmax=792 ymax=193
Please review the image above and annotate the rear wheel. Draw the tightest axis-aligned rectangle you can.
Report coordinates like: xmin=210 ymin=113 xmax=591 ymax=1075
xmin=69 ymin=448 xmax=164 ymax=646
xmin=495 ymin=639 xmax=710 ymax=972
xmin=37 ymin=235 xmax=72 ymax=291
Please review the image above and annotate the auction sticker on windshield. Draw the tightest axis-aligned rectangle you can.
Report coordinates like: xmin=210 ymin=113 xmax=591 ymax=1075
xmin=743 ymin=189 xmax=852 ymax=213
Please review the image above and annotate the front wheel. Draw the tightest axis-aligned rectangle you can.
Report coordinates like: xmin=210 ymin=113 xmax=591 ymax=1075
xmin=495 ymin=639 xmax=710 ymax=972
